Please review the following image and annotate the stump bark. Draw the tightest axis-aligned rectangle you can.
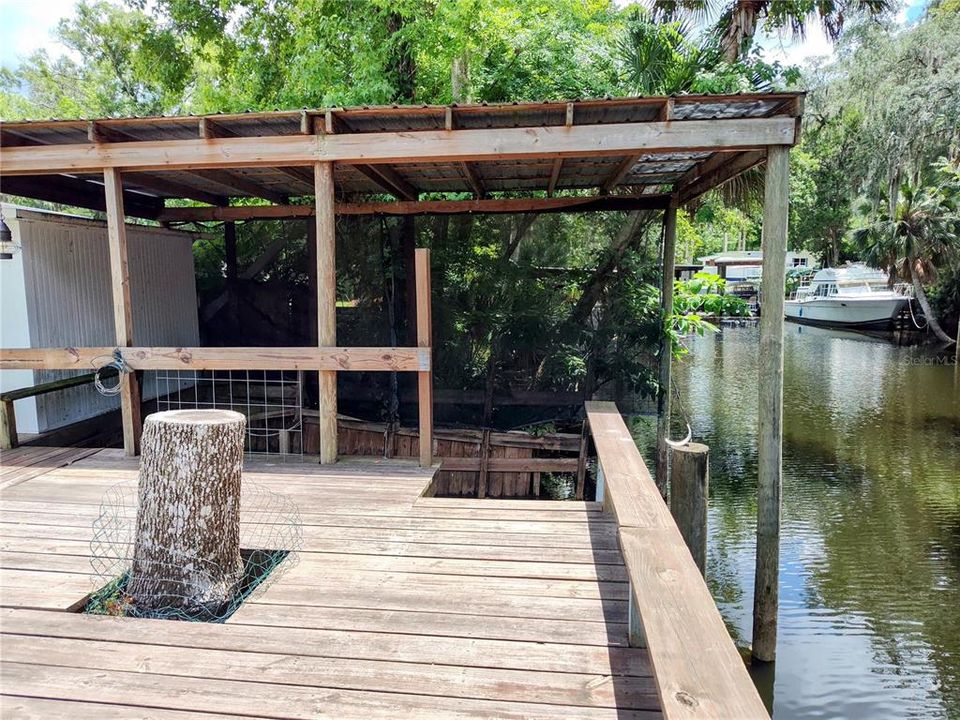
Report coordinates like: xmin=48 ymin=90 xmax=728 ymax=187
xmin=128 ymin=409 xmax=246 ymax=614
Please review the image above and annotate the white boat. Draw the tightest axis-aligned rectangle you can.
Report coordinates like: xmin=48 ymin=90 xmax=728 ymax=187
xmin=784 ymin=265 xmax=911 ymax=328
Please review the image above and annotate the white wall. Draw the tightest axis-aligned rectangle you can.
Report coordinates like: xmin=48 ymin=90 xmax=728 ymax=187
xmin=2 ymin=206 xmax=200 ymax=433
xmin=0 ymin=214 xmax=39 ymax=432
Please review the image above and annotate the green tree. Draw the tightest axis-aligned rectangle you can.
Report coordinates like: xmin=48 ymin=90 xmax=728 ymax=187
xmin=853 ymin=169 xmax=960 ymax=343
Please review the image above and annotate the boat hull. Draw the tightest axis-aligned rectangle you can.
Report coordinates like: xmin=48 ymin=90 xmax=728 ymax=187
xmin=784 ymin=297 xmax=907 ymax=328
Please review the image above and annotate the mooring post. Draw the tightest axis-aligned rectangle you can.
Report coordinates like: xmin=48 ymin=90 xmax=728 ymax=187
xmin=670 ymin=442 xmax=709 ymax=576
xmin=753 ymin=145 xmax=790 ymax=664
xmin=656 ymin=197 xmax=678 ymax=498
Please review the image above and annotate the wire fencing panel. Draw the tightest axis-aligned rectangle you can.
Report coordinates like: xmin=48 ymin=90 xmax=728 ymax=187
xmin=153 ymin=370 xmax=303 ymax=456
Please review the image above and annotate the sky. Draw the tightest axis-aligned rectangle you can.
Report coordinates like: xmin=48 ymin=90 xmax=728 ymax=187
xmin=0 ymin=0 xmax=932 ymax=72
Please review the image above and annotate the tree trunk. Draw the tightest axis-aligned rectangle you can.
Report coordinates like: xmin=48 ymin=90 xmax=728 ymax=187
xmin=909 ymin=256 xmax=953 ymax=343
xmin=128 ymin=409 xmax=246 ymax=614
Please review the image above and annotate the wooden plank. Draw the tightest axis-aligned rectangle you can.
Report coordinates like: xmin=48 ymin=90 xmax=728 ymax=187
xmin=753 ymin=144 xmax=789 ymax=663
xmin=102 ymin=168 xmax=141 ymax=457
xmin=157 ymin=194 xmax=673 ymax=221
xmin=0 ymin=118 xmax=797 ymax=175
xmin=0 ymin=607 xmax=650 ymax=678
xmin=315 ymin=161 xmax=338 ymax=464
xmin=0 ymin=697 xmax=247 ymax=720
xmin=0 ymin=635 xmax=661 ymax=712
xmin=415 ymin=248 xmax=433 ymax=468
xmin=0 ymin=662 xmax=660 ymax=720
xmin=620 ymin=527 xmax=768 ymax=719
xmin=585 ymin=402 xmax=767 ymax=719
xmin=441 ymin=457 xmax=579 ymax=473
xmin=584 ymin=402 xmax=673 ymax=530
xmin=0 ymin=346 xmax=431 ymax=372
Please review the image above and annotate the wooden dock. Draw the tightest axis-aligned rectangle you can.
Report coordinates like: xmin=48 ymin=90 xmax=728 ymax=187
xmin=0 ymin=403 xmax=767 ymax=719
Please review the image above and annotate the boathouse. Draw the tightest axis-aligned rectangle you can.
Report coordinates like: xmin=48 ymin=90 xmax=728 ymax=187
xmin=0 ymin=93 xmax=800 ymax=718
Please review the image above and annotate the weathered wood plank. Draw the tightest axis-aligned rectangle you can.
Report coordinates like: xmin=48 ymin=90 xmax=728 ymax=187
xmin=0 ymin=118 xmax=796 ymax=175
xmin=0 ymin=346 xmax=431 ymax=372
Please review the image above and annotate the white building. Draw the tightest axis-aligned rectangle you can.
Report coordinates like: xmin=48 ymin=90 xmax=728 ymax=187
xmin=698 ymin=250 xmax=817 ymax=282
xmin=0 ymin=205 xmax=200 ymax=434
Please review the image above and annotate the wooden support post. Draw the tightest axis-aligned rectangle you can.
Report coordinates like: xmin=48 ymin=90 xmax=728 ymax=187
xmin=0 ymin=399 xmax=17 ymax=450
xmin=656 ymin=198 xmax=678 ymax=497
xmin=415 ymin=248 xmax=434 ymax=467
xmin=575 ymin=420 xmax=588 ymax=500
xmin=670 ymin=442 xmax=710 ymax=576
xmin=103 ymin=168 xmax=142 ymax=456
xmin=753 ymin=145 xmax=789 ymax=664
xmin=314 ymin=161 xmax=337 ymax=464
xmin=477 ymin=428 xmax=491 ymax=499
xmin=628 ymin=585 xmax=647 ymax=648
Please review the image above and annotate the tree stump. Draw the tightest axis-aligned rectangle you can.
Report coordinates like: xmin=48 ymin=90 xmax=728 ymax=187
xmin=128 ymin=409 xmax=246 ymax=614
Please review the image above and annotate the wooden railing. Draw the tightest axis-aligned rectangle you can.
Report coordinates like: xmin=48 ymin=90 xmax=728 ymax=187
xmin=585 ymin=401 xmax=768 ymax=719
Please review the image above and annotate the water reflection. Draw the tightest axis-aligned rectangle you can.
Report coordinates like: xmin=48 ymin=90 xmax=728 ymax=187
xmin=635 ymin=325 xmax=959 ymax=719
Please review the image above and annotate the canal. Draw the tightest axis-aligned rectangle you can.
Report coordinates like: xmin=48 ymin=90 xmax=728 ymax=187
xmin=636 ymin=325 xmax=960 ymax=719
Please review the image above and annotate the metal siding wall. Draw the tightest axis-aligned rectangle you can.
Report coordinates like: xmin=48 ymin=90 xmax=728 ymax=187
xmin=18 ymin=214 xmax=199 ymax=432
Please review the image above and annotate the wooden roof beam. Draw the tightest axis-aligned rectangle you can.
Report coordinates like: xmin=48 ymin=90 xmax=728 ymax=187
xmin=445 ymin=107 xmax=485 ymax=199
xmin=199 ymin=118 xmax=314 ymax=191
xmin=192 ymin=169 xmax=288 ymax=205
xmin=157 ymin=193 xmax=672 ymax=222
xmin=601 ymin=153 xmax=644 ymax=194
xmin=0 ymin=118 xmax=797 ymax=175
xmin=678 ymin=150 xmax=766 ymax=204
xmin=547 ymin=104 xmax=576 ymax=197
xmin=351 ymin=164 xmax=418 ymax=201
xmin=88 ymin=121 xmax=227 ymax=206
xmin=325 ymin=112 xmax=417 ymax=201
xmin=1 ymin=174 xmax=163 ymax=220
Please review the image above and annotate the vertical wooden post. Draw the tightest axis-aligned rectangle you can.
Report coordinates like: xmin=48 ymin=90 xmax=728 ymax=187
xmin=224 ymin=222 xmax=238 ymax=285
xmin=314 ymin=162 xmax=337 ymax=464
xmin=670 ymin=442 xmax=709 ymax=576
xmin=103 ymin=168 xmax=142 ymax=456
xmin=0 ymin=399 xmax=17 ymax=450
xmin=477 ymin=428 xmax=490 ymax=498
xmin=656 ymin=198 xmax=678 ymax=497
xmin=753 ymin=145 xmax=789 ymax=664
xmin=415 ymin=248 xmax=434 ymax=467
xmin=628 ymin=586 xmax=647 ymax=648
xmin=575 ymin=420 xmax=588 ymax=500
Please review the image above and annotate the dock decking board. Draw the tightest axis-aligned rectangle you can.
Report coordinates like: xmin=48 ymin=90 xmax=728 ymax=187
xmin=0 ymin=448 xmax=662 ymax=719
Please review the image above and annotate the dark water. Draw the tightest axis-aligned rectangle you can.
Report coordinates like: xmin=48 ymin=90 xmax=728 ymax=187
xmin=636 ymin=325 xmax=960 ymax=719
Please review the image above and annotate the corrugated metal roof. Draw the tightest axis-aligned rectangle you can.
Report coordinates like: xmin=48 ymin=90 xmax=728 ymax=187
xmin=1 ymin=93 xmax=803 ymax=215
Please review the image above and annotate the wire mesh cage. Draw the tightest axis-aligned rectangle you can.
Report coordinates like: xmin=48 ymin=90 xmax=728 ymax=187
xmin=154 ymin=369 xmax=303 ymax=456
xmin=87 ymin=481 xmax=302 ymax=622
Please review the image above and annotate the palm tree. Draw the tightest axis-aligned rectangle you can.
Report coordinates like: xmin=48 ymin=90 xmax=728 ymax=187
xmin=618 ymin=8 xmax=707 ymax=95
xmin=649 ymin=1 xmax=894 ymax=63
xmin=854 ymin=177 xmax=959 ymax=344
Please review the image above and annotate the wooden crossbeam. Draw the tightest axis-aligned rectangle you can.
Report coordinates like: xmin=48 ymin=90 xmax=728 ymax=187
xmin=200 ymin=118 xmax=315 ymax=190
xmin=445 ymin=107 xmax=485 ymax=199
xmin=0 ymin=118 xmax=796 ymax=175
xmin=678 ymin=150 xmax=766 ymax=204
xmin=157 ymin=193 xmax=672 ymax=222
xmin=352 ymin=164 xmax=418 ymax=201
xmin=0 ymin=174 xmax=163 ymax=219
xmin=192 ymin=169 xmax=288 ymax=204
xmin=601 ymin=154 xmax=644 ymax=194
xmin=0 ymin=346 xmax=431 ymax=372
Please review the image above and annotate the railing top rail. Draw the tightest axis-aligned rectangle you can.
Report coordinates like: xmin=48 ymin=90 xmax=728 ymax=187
xmin=585 ymin=401 xmax=768 ymax=720
xmin=0 ymin=346 xmax=430 ymax=373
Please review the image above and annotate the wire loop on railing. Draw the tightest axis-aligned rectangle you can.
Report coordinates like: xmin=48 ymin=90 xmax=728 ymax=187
xmin=92 ymin=348 xmax=132 ymax=397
